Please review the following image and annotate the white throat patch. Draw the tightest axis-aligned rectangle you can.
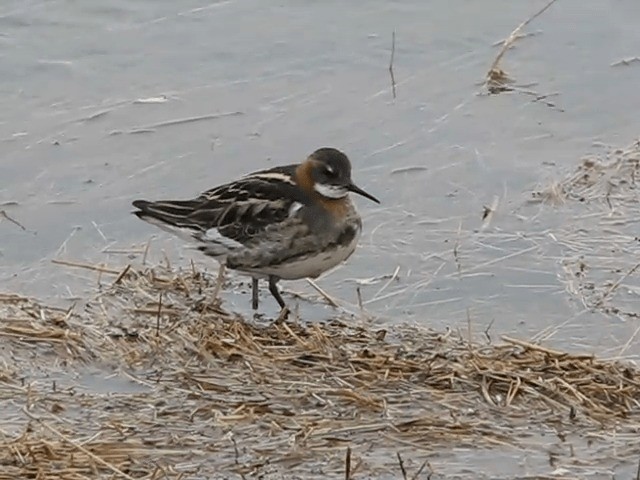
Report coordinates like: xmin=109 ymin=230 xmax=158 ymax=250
xmin=314 ymin=183 xmax=348 ymax=199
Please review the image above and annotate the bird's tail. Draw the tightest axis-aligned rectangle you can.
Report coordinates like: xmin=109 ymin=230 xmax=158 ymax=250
xmin=132 ymin=198 xmax=209 ymax=241
xmin=132 ymin=199 xmax=203 ymax=228
xmin=132 ymin=199 xmax=238 ymax=258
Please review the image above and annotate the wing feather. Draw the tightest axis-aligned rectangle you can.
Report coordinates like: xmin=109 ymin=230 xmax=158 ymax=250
xmin=132 ymin=164 xmax=310 ymax=252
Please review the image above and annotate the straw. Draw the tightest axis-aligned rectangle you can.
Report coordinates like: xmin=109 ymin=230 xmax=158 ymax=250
xmin=1 ymin=261 xmax=639 ymax=478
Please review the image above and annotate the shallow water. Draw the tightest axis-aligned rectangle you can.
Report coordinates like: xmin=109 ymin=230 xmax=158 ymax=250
xmin=2 ymin=0 xmax=640 ymax=405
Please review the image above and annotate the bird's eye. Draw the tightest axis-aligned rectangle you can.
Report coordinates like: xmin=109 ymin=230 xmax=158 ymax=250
xmin=324 ymin=166 xmax=337 ymax=178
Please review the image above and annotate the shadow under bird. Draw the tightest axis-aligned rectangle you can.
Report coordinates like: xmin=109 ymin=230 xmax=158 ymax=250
xmin=132 ymin=147 xmax=380 ymax=314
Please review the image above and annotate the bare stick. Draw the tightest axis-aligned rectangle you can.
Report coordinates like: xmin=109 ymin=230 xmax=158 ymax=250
xmin=232 ymin=437 xmax=240 ymax=464
xmin=344 ymin=446 xmax=352 ymax=480
xmin=142 ymin=238 xmax=152 ymax=266
xmin=485 ymin=0 xmax=558 ymax=89
xmin=618 ymin=324 xmax=640 ymax=358
xmin=611 ymin=56 xmax=640 ymax=67
xmin=389 ymin=30 xmax=397 ymax=99
xmin=162 ymin=250 xmax=171 ymax=270
xmin=411 ymin=459 xmax=432 ymax=480
xmin=397 ymin=452 xmax=408 ymax=480
xmin=55 ymin=227 xmax=80 ymax=257
xmin=452 ymin=220 xmax=463 ymax=275
xmin=101 ymin=247 xmax=146 ymax=255
xmin=306 ymin=279 xmax=340 ymax=308
xmin=371 ymin=265 xmax=401 ymax=301
xmin=488 ymin=0 xmax=558 ymax=74
xmin=484 ymin=318 xmax=495 ymax=344
xmin=91 ymin=221 xmax=108 ymax=243
xmin=0 ymin=210 xmax=26 ymax=230
xmin=502 ymin=335 xmax=593 ymax=359
xmin=135 ymin=111 xmax=243 ymax=130
xmin=52 ymin=259 xmax=121 ymax=275
xmin=445 ymin=245 xmax=537 ymax=279
xmin=156 ymin=291 xmax=163 ymax=337
xmin=111 ymin=264 xmax=131 ymax=286
xmin=212 ymin=264 xmax=226 ymax=301
xmin=594 ymin=261 xmax=640 ymax=308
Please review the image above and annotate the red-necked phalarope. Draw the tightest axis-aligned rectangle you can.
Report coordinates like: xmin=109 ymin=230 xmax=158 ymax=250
xmin=132 ymin=147 xmax=380 ymax=313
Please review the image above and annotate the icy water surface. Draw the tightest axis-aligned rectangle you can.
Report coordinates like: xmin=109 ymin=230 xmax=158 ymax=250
xmin=2 ymin=0 xmax=640 ymax=477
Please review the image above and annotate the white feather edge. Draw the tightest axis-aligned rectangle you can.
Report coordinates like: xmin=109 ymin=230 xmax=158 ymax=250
xmin=138 ymin=215 xmax=244 ymax=256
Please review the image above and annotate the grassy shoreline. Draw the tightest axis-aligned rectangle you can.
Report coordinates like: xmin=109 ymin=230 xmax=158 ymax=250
xmin=1 ymin=264 xmax=639 ymax=479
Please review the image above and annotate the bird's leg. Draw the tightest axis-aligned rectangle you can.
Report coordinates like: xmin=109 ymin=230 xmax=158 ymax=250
xmin=268 ymin=275 xmax=286 ymax=308
xmin=268 ymin=275 xmax=289 ymax=319
xmin=251 ymin=277 xmax=259 ymax=310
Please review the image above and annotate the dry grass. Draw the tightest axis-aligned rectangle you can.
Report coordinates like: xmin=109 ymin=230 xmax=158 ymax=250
xmin=531 ymin=139 xmax=640 ymax=207
xmin=1 ymin=262 xmax=640 ymax=478
xmin=484 ymin=0 xmax=563 ymax=111
xmin=486 ymin=0 xmax=558 ymax=92
xmin=486 ymin=0 xmax=558 ymax=90
xmin=529 ymin=139 xmax=640 ymax=324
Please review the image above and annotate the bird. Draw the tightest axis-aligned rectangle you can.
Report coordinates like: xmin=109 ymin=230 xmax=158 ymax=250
xmin=132 ymin=147 xmax=380 ymax=314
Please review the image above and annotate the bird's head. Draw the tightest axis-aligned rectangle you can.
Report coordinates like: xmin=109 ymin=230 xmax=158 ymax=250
xmin=305 ymin=147 xmax=380 ymax=204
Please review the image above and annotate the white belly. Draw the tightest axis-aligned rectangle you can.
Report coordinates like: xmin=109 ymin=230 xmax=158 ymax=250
xmin=240 ymin=225 xmax=361 ymax=280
